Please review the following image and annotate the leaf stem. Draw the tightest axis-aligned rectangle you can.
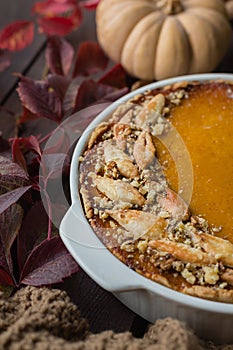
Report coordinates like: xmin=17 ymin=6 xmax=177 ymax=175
xmin=43 ymin=188 xmax=52 ymax=240
xmin=39 ymin=130 xmax=53 ymax=145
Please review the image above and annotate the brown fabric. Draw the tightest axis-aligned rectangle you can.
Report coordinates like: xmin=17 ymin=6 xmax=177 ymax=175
xmin=0 ymin=286 xmax=232 ymax=350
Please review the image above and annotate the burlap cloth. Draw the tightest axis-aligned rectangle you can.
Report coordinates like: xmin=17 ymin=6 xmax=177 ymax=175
xmin=0 ymin=286 xmax=232 ymax=350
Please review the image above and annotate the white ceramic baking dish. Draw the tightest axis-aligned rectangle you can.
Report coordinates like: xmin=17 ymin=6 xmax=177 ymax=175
xmin=60 ymin=73 xmax=233 ymax=344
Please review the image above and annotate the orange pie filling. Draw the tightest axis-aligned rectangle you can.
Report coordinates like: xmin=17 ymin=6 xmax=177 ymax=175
xmin=79 ymin=81 xmax=233 ymax=302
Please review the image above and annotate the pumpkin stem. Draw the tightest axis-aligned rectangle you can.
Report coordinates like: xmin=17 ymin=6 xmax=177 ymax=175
xmin=156 ymin=0 xmax=183 ymax=15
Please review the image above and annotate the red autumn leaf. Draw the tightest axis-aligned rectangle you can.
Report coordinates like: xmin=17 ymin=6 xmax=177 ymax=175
xmin=12 ymin=140 xmax=27 ymax=173
xmin=20 ymin=236 xmax=79 ymax=286
xmin=37 ymin=16 xmax=74 ymax=36
xmin=0 ymin=132 xmax=10 ymax=154
xmin=73 ymin=79 xmax=128 ymax=112
xmin=71 ymin=102 xmax=112 ymax=129
xmin=41 ymin=153 xmax=70 ymax=181
xmin=40 ymin=125 xmax=71 ymax=156
xmin=80 ymin=0 xmax=100 ymax=10
xmin=73 ymin=79 xmax=112 ymax=111
xmin=46 ymin=36 xmax=74 ymax=76
xmin=0 ymin=186 xmax=31 ymax=216
xmin=17 ymin=107 xmax=39 ymax=125
xmin=41 ymin=103 xmax=111 ymax=155
xmin=0 ymin=243 xmax=8 ymax=276
xmin=73 ymin=41 xmax=108 ymax=77
xmin=12 ymin=135 xmax=42 ymax=157
xmin=17 ymin=75 xmax=63 ymax=122
xmin=47 ymin=74 xmax=70 ymax=100
xmin=0 ymin=155 xmax=30 ymax=194
xmin=62 ymin=77 xmax=80 ymax=115
xmin=17 ymin=201 xmax=50 ymax=271
xmin=18 ymin=74 xmax=69 ymax=124
xmin=0 ymin=155 xmax=28 ymax=179
xmin=98 ymin=64 xmax=128 ymax=89
xmin=32 ymin=0 xmax=78 ymax=17
xmin=0 ymin=20 xmax=34 ymax=52
xmin=36 ymin=5 xmax=82 ymax=37
xmin=11 ymin=135 xmax=42 ymax=173
xmin=33 ymin=0 xmax=82 ymax=36
xmin=99 ymin=86 xmax=129 ymax=102
xmin=0 ymin=204 xmax=23 ymax=275
xmin=0 ymin=268 xmax=15 ymax=288
xmin=0 ymin=49 xmax=11 ymax=72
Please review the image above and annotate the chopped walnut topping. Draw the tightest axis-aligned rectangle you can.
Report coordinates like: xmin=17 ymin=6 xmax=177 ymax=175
xmin=137 ymin=240 xmax=148 ymax=254
xmin=203 ymin=265 xmax=220 ymax=285
xmin=167 ymin=89 xmax=188 ymax=106
xmin=121 ymin=241 xmax=135 ymax=253
xmin=181 ymin=268 xmax=196 ymax=285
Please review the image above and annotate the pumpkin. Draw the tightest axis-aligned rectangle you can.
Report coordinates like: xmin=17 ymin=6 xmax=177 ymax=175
xmin=224 ymin=0 xmax=233 ymax=19
xmin=96 ymin=0 xmax=232 ymax=80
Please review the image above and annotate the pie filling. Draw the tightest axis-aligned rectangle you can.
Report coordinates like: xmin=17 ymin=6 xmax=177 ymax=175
xmin=79 ymin=81 xmax=233 ymax=302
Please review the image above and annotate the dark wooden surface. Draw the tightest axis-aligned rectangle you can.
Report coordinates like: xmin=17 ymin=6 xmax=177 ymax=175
xmin=0 ymin=0 xmax=233 ymax=336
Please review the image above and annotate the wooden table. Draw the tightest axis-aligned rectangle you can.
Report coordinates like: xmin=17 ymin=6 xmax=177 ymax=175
xmin=1 ymin=0 xmax=233 ymax=336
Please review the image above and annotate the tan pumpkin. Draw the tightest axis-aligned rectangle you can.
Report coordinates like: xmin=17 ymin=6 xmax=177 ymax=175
xmin=96 ymin=0 xmax=232 ymax=80
xmin=224 ymin=0 xmax=233 ymax=19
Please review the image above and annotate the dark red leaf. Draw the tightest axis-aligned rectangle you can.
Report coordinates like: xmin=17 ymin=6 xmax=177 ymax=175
xmin=0 ymin=243 xmax=8 ymax=274
xmin=0 ymin=155 xmax=28 ymax=179
xmin=11 ymin=135 xmax=42 ymax=173
xmin=19 ymin=79 xmax=67 ymax=124
xmin=46 ymin=36 xmax=74 ymax=76
xmin=37 ymin=17 xmax=73 ymax=37
xmin=0 ymin=20 xmax=34 ymax=51
xmin=33 ymin=0 xmax=82 ymax=37
xmin=99 ymin=86 xmax=129 ymax=102
xmin=0 ymin=155 xmax=29 ymax=194
xmin=24 ymin=136 xmax=42 ymax=156
xmin=20 ymin=236 xmax=79 ymax=286
xmin=32 ymin=0 xmax=78 ymax=17
xmin=62 ymin=77 xmax=80 ymax=115
xmin=0 ymin=204 xmax=23 ymax=275
xmin=11 ymin=140 xmax=27 ymax=173
xmin=0 ymin=132 xmax=10 ymax=154
xmin=80 ymin=0 xmax=100 ymax=10
xmin=73 ymin=41 xmax=108 ymax=77
xmin=17 ymin=75 xmax=69 ymax=124
xmin=73 ymin=79 xmax=128 ymax=112
xmin=0 ymin=186 xmax=31 ymax=215
xmin=98 ymin=64 xmax=128 ymax=89
xmin=40 ymin=102 xmax=110 ymax=155
xmin=0 ymin=49 xmax=11 ymax=72
xmin=0 ymin=268 xmax=15 ymax=287
xmin=47 ymin=74 xmax=70 ymax=101
xmin=14 ymin=135 xmax=41 ymax=156
xmin=17 ymin=75 xmax=63 ymax=122
xmin=40 ymin=126 xmax=71 ymax=156
xmin=18 ymin=107 xmax=38 ymax=124
xmin=17 ymin=201 xmax=49 ymax=271
xmin=41 ymin=153 xmax=70 ymax=180
xmin=39 ymin=103 xmax=113 ymax=228
xmin=67 ymin=102 xmax=112 ymax=132
xmin=0 ymin=156 xmax=28 ymax=180
xmin=37 ymin=9 xmax=82 ymax=36
xmin=73 ymin=79 xmax=109 ymax=111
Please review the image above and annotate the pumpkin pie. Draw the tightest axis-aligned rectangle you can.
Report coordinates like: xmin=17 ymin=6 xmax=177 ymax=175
xmin=79 ymin=80 xmax=233 ymax=302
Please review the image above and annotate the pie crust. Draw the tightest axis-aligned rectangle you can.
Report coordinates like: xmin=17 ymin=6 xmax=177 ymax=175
xmin=79 ymin=80 xmax=233 ymax=302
